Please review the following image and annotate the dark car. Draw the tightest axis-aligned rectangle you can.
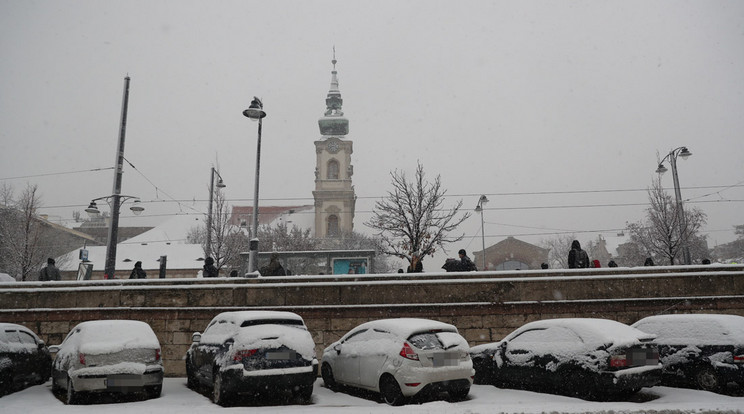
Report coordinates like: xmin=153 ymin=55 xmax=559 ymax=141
xmin=474 ymin=318 xmax=661 ymax=400
xmin=185 ymin=311 xmax=318 ymax=406
xmin=0 ymin=323 xmax=52 ymax=396
xmin=632 ymin=314 xmax=744 ymax=393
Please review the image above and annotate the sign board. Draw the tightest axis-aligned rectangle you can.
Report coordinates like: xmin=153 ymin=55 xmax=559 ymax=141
xmin=77 ymin=263 xmax=93 ymax=281
xmin=332 ymin=258 xmax=368 ymax=275
xmin=79 ymin=249 xmax=89 ymax=261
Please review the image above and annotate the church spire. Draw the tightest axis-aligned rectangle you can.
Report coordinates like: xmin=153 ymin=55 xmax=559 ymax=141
xmin=319 ymin=48 xmax=349 ymax=136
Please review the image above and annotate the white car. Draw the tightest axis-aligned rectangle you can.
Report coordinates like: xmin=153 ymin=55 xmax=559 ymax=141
xmin=50 ymin=320 xmax=164 ymax=404
xmin=321 ymin=318 xmax=473 ymax=405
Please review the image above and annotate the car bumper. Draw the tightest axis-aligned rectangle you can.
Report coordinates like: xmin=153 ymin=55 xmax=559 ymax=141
xmin=71 ymin=367 xmax=164 ymax=392
xmin=601 ymin=364 xmax=662 ymax=391
xmin=713 ymin=362 xmax=744 ymax=384
xmin=395 ymin=365 xmax=474 ymax=397
xmin=221 ymin=361 xmax=318 ymax=395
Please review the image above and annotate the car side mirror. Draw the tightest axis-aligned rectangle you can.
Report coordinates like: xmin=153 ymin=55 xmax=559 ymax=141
xmin=48 ymin=345 xmax=60 ymax=353
xmin=334 ymin=344 xmax=342 ymax=355
xmin=38 ymin=342 xmax=46 ymax=350
xmin=192 ymin=332 xmax=202 ymax=343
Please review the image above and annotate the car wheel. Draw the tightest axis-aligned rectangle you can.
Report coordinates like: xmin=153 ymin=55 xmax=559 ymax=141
xmin=321 ymin=363 xmax=337 ymax=391
xmin=448 ymin=384 xmax=470 ymax=401
xmin=295 ymin=384 xmax=313 ymax=404
xmin=695 ymin=365 xmax=721 ymax=392
xmin=66 ymin=376 xmax=80 ymax=405
xmin=379 ymin=375 xmax=405 ymax=406
xmin=212 ymin=370 xmax=230 ymax=406
xmin=145 ymin=384 xmax=162 ymax=399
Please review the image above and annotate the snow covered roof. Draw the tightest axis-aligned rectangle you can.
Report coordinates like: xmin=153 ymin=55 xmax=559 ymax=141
xmin=70 ymin=320 xmax=160 ymax=352
xmin=210 ymin=311 xmax=305 ymax=325
xmin=352 ymin=318 xmax=458 ymax=338
xmin=504 ymin=318 xmax=655 ymax=346
xmin=633 ymin=313 xmax=744 ymax=344
xmin=124 ymin=214 xmax=201 ymax=244
xmin=56 ymin=243 xmax=204 ymax=272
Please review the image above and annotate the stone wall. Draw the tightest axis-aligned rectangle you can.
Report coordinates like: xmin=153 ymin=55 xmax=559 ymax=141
xmin=2 ymin=265 xmax=743 ymax=376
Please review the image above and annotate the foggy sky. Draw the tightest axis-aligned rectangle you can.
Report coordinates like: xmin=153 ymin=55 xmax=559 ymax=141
xmin=1 ymin=0 xmax=743 ymax=262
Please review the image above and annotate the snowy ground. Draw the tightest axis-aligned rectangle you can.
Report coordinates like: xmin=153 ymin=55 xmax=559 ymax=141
xmin=1 ymin=378 xmax=742 ymax=413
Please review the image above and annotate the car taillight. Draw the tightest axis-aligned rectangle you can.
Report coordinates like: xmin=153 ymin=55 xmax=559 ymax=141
xmin=233 ymin=349 xmax=258 ymax=362
xmin=399 ymin=342 xmax=419 ymax=361
xmin=610 ymin=354 xmax=628 ymax=368
xmin=155 ymin=348 xmax=161 ymax=362
xmin=79 ymin=353 xmax=86 ymax=365
xmin=734 ymin=354 xmax=744 ymax=364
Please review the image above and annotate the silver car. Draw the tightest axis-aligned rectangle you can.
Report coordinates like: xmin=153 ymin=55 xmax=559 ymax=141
xmin=50 ymin=320 xmax=164 ymax=404
xmin=321 ymin=318 xmax=473 ymax=405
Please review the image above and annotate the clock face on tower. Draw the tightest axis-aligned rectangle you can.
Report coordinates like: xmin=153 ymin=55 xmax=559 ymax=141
xmin=326 ymin=140 xmax=340 ymax=153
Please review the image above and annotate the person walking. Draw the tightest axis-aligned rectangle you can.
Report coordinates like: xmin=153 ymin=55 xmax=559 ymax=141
xmin=407 ymin=252 xmax=423 ymax=273
xmin=39 ymin=258 xmax=61 ymax=281
xmin=457 ymin=249 xmax=477 ymax=271
xmin=129 ymin=261 xmax=147 ymax=279
xmin=567 ymin=240 xmax=589 ymax=269
xmin=260 ymin=253 xmax=287 ymax=276
xmin=203 ymin=257 xmax=219 ymax=277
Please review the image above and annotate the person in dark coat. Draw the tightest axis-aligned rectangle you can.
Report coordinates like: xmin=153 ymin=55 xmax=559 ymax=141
xmin=608 ymin=260 xmax=618 ymax=268
xmin=407 ymin=252 xmax=423 ymax=273
xmin=203 ymin=257 xmax=219 ymax=277
xmin=260 ymin=253 xmax=287 ymax=276
xmin=458 ymin=249 xmax=477 ymax=271
xmin=129 ymin=261 xmax=147 ymax=279
xmin=567 ymin=240 xmax=589 ymax=269
xmin=39 ymin=258 xmax=61 ymax=281
xmin=644 ymin=257 xmax=655 ymax=266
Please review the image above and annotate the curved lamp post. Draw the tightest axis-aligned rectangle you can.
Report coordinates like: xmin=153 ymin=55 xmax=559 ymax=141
xmin=474 ymin=195 xmax=489 ymax=270
xmin=243 ymin=97 xmax=267 ymax=274
xmin=85 ymin=195 xmax=144 ymax=279
xmin=205 ymin=167 xmax=226 ymax=259
xmin=656 ymin=146 xmax=692 ymax=265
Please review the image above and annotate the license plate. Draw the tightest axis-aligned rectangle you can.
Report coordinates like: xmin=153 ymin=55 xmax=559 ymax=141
xmin=432 ymin=351 xmax=460 ymax=367
xmin=106 ymin=375 xmax=143 ymax=387
xmin=266 ymin=350 xmax=296 ymax=360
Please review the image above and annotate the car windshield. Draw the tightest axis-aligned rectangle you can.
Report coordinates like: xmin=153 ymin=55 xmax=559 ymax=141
xmin=408 ymin=331 xmax=444 ymax=350
xmin=240 ymin=319 xmax=305 ymax=328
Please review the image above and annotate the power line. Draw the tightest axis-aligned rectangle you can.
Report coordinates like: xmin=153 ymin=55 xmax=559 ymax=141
xmin=0 ymin=167 xmax=114 ymax=181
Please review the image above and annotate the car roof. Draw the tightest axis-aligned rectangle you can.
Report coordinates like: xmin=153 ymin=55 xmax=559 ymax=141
xmin=210 ymin=311 xmax=304 ymax=325
xmin=507 ymin=318 xmax=655 ymax=344
xmin=351 ymin=318 xmax=458 ymax=338
xmin=633 ymin=314 xmax=744 ymax=339
xmin=0 ymin=322 xmax=31 ymax=332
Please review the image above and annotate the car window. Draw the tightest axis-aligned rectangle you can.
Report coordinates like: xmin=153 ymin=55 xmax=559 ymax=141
xmin=240 ymin=319 xmax=305 ymax=328
xmin=342 ymin=329 xmax=368 ymax=343
xmin=1 ymin=329 xmax=21 ymax=344
xmin=511 ymin=327 xmax=581 ymax=344
xmin=18 ymin=330 xmax=37 ymax=346
xmin=203 ymin=320 xmax=235 ymax=336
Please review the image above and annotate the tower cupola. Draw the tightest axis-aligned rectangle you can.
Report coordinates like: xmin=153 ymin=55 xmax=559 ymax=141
xmin=318 ymin=52 xmax=349 ymax=136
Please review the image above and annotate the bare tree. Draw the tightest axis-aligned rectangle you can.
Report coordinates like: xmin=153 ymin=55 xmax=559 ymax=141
xmin=539 ymin=234 xmax=577 ymax=269
xmin=365 ymin=162 xmax=470 ymax=268
xmin=188 ymin=188 xmax=247 ymax=270
xmin=627 ymin=176 xmax=707 ymax=265
xmin=0 ymin=184 xmax=46 ymax=280
xmin=258 ymin=222 xmax=316 ymax=253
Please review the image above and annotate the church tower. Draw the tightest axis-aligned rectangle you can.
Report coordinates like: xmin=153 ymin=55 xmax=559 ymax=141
xmin=313 ymin=53 xmax=356 ymax=239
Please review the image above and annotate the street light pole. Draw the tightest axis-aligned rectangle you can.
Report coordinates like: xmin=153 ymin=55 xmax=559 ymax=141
xmin=243 ymin=97 xmax=267 ymax=274
xmin=86 ymin=195 xmax=144 ymax=278
xmin=205 ymin=167 xmax=226 ymax=259
xmin=475 ymin=195 xmax=489 ymax=270
xmin=656 ymin=146 xmax=693 ymax=265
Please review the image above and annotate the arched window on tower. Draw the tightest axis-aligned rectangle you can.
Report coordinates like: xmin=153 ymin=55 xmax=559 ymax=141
xmin=327 ymin=215 xmax=340 ymax=236
xmin=327 ymin=160 xmax=339 ymax=179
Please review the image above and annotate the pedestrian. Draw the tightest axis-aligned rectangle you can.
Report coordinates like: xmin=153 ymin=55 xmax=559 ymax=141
xmin=129 ymin=261 xmax=147 ymax=279
xmin=592 ymin=259 xmax=601 ymax=268
xmin=407 ymin=251 xmax=423 ymax=273
xmin=260 ymin=253 xmax=287 ymax=276
xmin=701 ymin=258 xmax=711 ymax=265
xmin=203 ymin=257 xmax=219 ymax=277
xmin=608 ymin=260 xmax=618 ymax=268
xmin=39 ymin=258 xmax=61 ymax=281
xmin=644 ymin=257 xmax=655 ymax=266
xmin=229 ymin=269 xmax=238 ymax=277
xmin=567 ymin=240 xmax=589 ymax=269
xmin=458 ymin=249 xmax=477 ymax=271
xmin=541 ymin=263 xmax=549 ymax=269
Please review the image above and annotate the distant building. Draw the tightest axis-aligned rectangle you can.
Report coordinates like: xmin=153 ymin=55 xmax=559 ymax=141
xmin=473 ymin=237 xmax=550 ymax=271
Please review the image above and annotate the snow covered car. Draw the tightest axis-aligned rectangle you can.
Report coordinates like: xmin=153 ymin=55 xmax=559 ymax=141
xmin=49 ymin=320 xmax=164 ymax=404
xmin=469 ymin=342 xmax=500 ymax=385
xmin=479 ymin=318 xmax=661 ymax=400
xmin=0 ymin=323 xmax=52 ymax=395
xmin=632 ymin=313 xmax=744 ymax=393
xmin=185 ymin=311 xmax=318 ymax=406
xmin=321 ymin=318 xmax=473 ymax=406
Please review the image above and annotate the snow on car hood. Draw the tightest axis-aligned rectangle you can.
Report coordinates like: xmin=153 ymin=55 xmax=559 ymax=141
xmin=232 ymin=324 xmax=315 ymax=360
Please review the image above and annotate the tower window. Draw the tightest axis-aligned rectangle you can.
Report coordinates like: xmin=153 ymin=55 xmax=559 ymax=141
xmin=327 ymin=160 xmax=339 ymax=179
xmin=327 ymin=215 xmax=340 ymax=236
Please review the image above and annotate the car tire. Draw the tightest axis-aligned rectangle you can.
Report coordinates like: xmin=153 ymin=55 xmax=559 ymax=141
xmin=448 ymin=384 xmax=470 ymax=401
xmin=186 ymin=361 xmax=197 ymax=390
xmin=379 ymin=374 xmax=405 ymax=406
xmin=295 ymin=384 xmax=313 ymax=404
xmin=145 ymin=384 xmax=162 ymax=399
xmin=321 ymin=363 xmax=337 ymax=391
xmin=695 ymin=365 xmax=721 ymax=392
xmin=66 ymin=376 xmax=80 ymax=405
xmin=212 ymin=370 xmax=230 ymax=406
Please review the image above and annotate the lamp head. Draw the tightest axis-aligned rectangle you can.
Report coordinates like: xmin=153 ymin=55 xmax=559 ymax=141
xmin=679 ymin=147 xmax=692 ymax=160
xmin=243 ymin=97 xmax=266 ymax=120
xmin=655 ymin=163 xmax=668 ymax=174
xmin=129 ymin=199 xmax=144 ymax=215
xmin=85 ymin=201 xmax=100 ymax=217
xmin=216 ymin=178 xmax=226 ymax=188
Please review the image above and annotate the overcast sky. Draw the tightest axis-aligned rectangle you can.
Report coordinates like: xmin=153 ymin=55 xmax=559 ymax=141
xmin=1 ymin=0 xmax=743 ymax=262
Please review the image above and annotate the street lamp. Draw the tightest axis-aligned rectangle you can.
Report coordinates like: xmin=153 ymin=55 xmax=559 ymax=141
xmin=474 ymin=195 xmax=489 ymax=270
xmin=85 ymin=195 xmax=144 ymax=279
xmin=656 ymin=146 xmax=693 ymax=265
xmin=243 ymin=97 xmax=267 ymax=274
xmin=205 ymin=167 xmax=226 ymax=259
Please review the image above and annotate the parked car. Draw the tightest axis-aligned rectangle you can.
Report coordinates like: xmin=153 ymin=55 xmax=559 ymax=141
xmin=0 ymin=323 xmax=52 ymax=395
xmin=473 ymin=318 xmax=661 ymax=400
xmin=321 ymin=318 xmax=473 ymax=406
xmin=632 ymin=313 xmax=744 ymax=393
xmin=50 ymin=320 xmax=164 ymax=404
xmin=185 ymin=311 xmax=318 ymax=406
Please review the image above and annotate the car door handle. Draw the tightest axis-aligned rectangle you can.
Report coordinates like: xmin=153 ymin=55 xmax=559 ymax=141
xmin=508 ymin=349 xmax=529 ymax=354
